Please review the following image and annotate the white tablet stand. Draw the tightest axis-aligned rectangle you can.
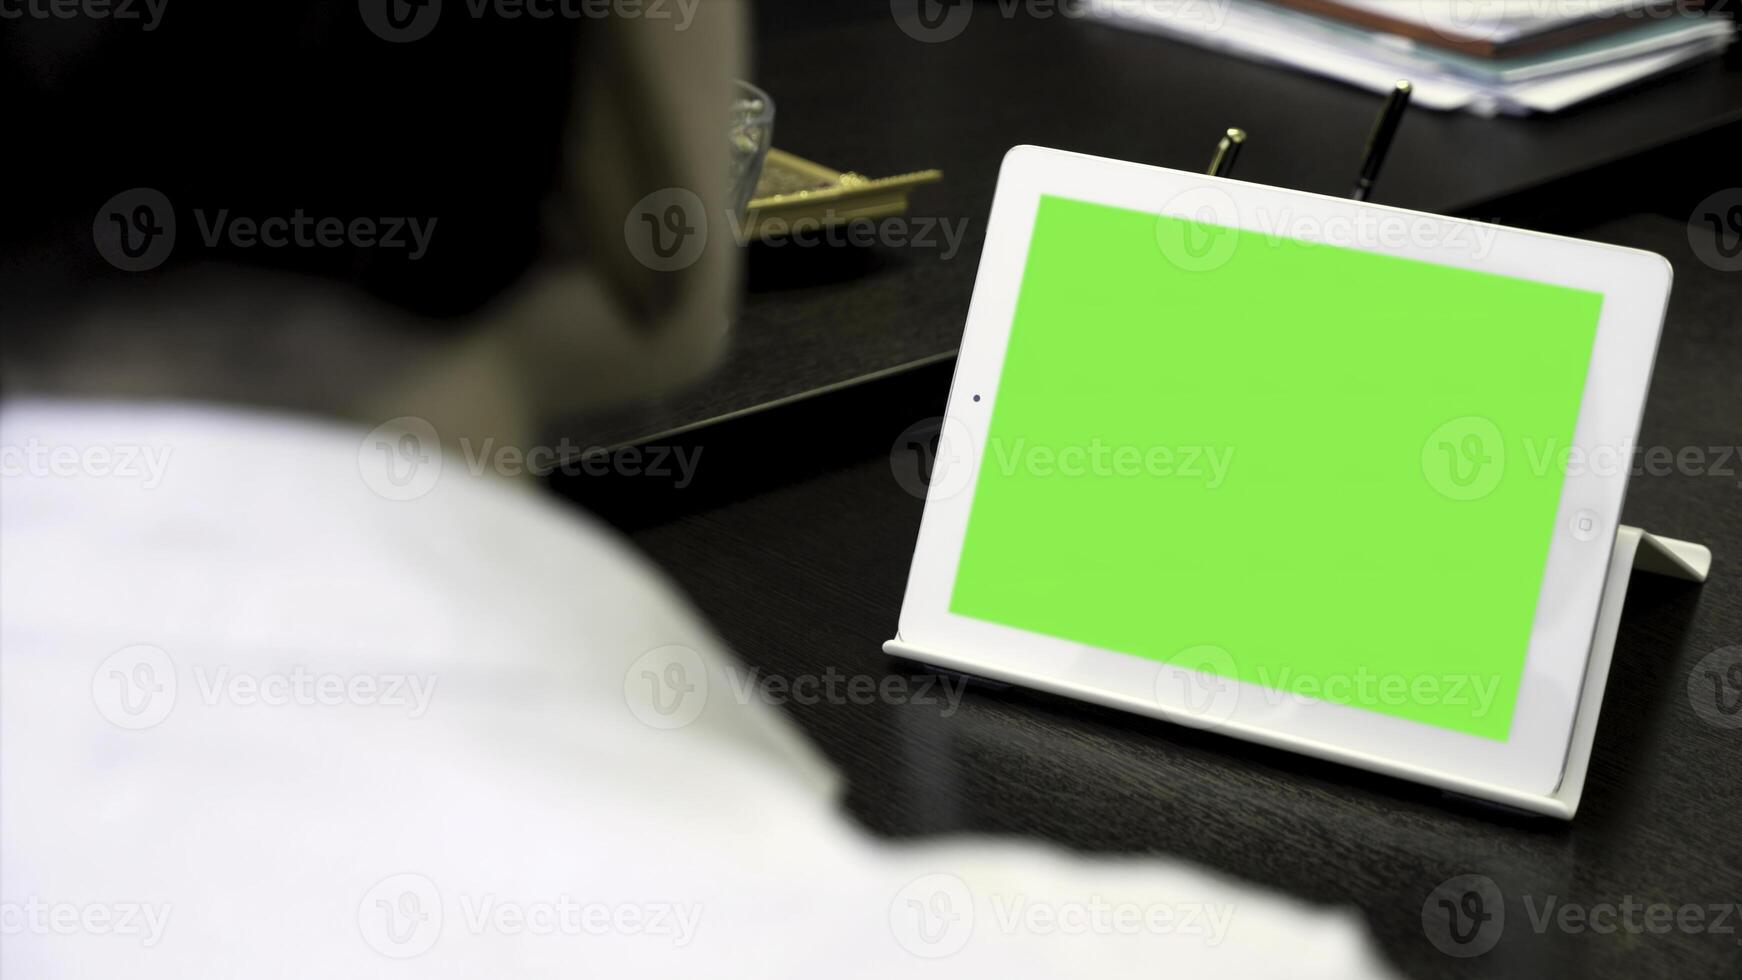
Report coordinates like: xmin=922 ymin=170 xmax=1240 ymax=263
xmin=1512 ymin=525 xmax=1710 ymax=817
xmin=887 ymin=526 xmax=1710 ymax=819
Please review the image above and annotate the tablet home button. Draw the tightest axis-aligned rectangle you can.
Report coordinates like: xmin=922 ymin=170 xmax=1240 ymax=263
xmin=1571 ymin=509 xmax=1603 ymax=542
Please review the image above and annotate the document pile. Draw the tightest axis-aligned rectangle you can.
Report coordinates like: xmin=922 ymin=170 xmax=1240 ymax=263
xmin=1087 ymin=0 xmax=1738 ymax=115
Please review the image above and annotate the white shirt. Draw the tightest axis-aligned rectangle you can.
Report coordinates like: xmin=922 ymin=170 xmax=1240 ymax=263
xmin=1 ymin=400 xmax=1398 ymax=978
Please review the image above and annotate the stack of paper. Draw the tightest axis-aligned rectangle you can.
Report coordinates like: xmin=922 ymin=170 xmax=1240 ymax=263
xmin=1085 ymin=0 xmax=1737 ymax=115
xmin=1276 ymin=0 xmax=1695 ymax=56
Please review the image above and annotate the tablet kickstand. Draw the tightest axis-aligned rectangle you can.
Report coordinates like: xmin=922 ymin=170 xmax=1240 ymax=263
xmin=1550 ymin=525 xmax=1711 ymax=817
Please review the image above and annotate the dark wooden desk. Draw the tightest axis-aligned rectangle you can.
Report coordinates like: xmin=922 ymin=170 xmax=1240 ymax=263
xmin=551 ymin=138 xmax=1742 ymax=980
xmin=548 ymin=2 xmax=1742 ymax=450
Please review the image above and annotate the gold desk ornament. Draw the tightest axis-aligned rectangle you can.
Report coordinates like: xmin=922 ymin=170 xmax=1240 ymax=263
xmin=741 ymin=148 xmax=943 ymax=242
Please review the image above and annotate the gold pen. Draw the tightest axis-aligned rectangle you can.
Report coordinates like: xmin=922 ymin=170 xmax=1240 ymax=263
xmin=1206 ymin=128 xmax=1247 ymax=178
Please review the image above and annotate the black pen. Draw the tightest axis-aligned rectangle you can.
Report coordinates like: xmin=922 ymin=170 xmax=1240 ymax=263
xmin=1352 ymin=81 xmax=1413 ymax=202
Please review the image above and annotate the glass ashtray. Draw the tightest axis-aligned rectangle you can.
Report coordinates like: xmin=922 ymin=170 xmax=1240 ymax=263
xmin=728 ymin=81 xmax=775 ymax=217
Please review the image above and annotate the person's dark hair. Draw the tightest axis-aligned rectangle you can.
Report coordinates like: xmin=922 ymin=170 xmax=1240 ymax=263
xmin=3 ymin=6 xmax=585 ymax=319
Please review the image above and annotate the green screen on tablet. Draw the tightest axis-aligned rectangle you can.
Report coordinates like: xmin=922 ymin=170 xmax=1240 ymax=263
xmin=949 ymin=194 xmax=1605 ymax=740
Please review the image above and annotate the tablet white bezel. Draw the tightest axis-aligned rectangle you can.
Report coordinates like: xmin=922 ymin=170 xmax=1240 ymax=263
xmin=895 ymin=146 xmax=1673 ymax=799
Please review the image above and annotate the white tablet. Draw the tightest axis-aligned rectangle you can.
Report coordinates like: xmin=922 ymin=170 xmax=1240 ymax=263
xmin=888 ymin=145 xmax=1674 ymax=808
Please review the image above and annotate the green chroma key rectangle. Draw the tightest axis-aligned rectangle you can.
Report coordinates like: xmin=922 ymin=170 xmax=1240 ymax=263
xmin=949 ymin=194 xmax=1604 ymax=739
